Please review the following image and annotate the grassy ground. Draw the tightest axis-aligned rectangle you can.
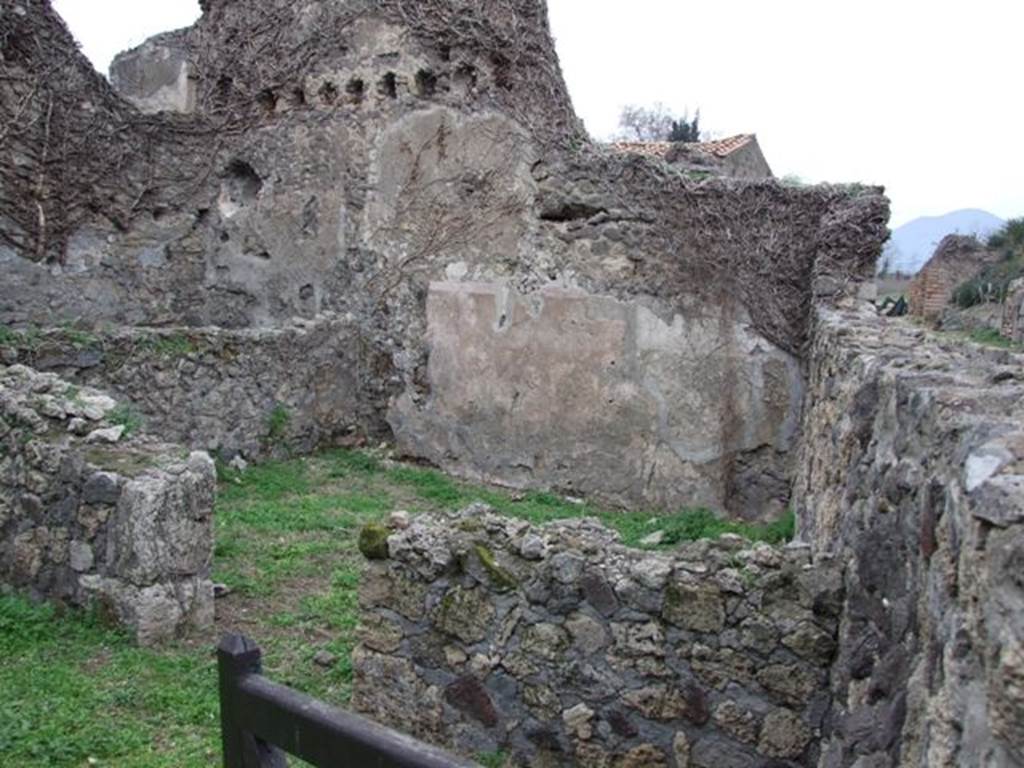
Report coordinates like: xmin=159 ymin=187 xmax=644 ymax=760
xmin=0 ymin=448 xmax=793 ymax=767
xmin=934 ymin=325 xmax=1024 ymax=351
xmin=964 ymin=327 xmax=1023 ymax=350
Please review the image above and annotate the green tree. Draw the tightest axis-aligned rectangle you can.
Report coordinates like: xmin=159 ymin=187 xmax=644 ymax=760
xmin=668 ymin=109 xmax=701 ymax=143
xmin=616 ymin=104 xmax=702 ymax=142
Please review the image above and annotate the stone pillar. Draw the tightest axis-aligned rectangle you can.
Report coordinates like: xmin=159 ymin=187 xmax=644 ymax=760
xmin=1002 ymin=277 xmax=1024 ymax=342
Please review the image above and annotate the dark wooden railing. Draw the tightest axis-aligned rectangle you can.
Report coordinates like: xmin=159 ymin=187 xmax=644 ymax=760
xmin=217 ymin=634 xmax=477 ymax=768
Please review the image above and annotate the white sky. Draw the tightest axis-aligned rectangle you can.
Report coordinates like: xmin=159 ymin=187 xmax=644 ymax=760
xmin=53 ymin=0 xmax=1023 ymax=227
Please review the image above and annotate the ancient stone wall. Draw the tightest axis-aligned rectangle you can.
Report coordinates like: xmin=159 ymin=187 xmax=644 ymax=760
xmin=0 ymin=314 xmax=388 ymax=461
xmin=353 ymin=505 xmax=843 ymax=767
xmin=793 ymin=301 xmax=1024 ymax=766
xmin=0 ymin=0 xmax=887 ymax=516
xmin=0 ymin=364 xmax=216 ymax=644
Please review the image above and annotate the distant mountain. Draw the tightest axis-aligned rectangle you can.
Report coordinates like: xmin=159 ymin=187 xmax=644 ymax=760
xmin=880 ymin=209 xmax=1005 ymax=275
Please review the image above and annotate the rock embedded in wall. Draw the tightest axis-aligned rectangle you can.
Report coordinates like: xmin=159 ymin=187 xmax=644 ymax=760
xmin=352 ymin=504 xmax=841 ymax=766
xmin=0 ymin=364 xmax=215 ymax=645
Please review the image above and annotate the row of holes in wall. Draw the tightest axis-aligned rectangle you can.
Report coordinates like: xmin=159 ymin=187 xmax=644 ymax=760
xmin=245 ymin=64 xmax=479 ymax=115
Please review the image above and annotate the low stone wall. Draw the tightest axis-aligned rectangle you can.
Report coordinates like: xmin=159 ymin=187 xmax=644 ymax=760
xmin=1 ymin=313 xmax=389 ymax=462
xmin=793 ymin=301 xmax=1024 ymax=766
xmin=352 ymin=505 xmax=842 ymax=766
xmin=0 ymin=364 xmax=215 ymax=644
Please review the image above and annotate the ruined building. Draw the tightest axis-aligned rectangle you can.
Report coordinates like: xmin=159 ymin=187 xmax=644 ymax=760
xmin=907 ymin=234 xmax=995 ymax=324
xmin=611 ymin=135 xmax=774 ymax=180
xmin=0 ymin=1 xmax=1021 ymax=766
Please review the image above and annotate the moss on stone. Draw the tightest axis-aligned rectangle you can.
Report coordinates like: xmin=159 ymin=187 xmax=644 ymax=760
xmin=663 ymin=583 xmax=684 ymax=616
xmin=358 ymin=522 xmax=390 ymax=560
xmin=84 ymin=447 xmax=159 ymax=477
xmin=474 ymin=544 xmax=518 ymax=592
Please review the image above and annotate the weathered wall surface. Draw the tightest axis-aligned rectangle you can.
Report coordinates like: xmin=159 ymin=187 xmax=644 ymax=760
xmin=720 ymin=141 xmax=773 ymax=180
xmin=793 ymin=302 xmax=1024 ymax=767
xmin=392 ymin=282 xmax=802 ymax=516
xmin=0 ymin=1 xmax=888 ymax=515
xmin=0 ymin=315 xmax=389 ymax=461
xmin=353 ymin=505 xmax=842 ymax=767
xmin=0 ymin=364 xmax=216 ymax=644
xmin=108 ymin=29 xmax=195 ymax=114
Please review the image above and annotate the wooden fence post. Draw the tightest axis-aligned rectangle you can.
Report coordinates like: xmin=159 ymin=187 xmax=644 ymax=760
xmin=217 ymin=633 xmax=287 ymax=768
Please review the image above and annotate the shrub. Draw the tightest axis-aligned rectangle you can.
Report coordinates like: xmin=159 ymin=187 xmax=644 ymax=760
xmin=266 ymin=404 xmax=291 ymax=441
xmin=954 ymin=220 xmax=1024 ymax=310
xmin=149 ymin=334 xmax=196 ymax=358
xmin=107 ymin=404 xmax=143 ymax=437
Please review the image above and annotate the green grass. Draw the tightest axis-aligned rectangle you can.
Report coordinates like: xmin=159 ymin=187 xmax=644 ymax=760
xmin=56 ymin=322 xmax=99 ymax=350
xmin=0 ymin=324 xmax=16 ymax=346
xmin=0 ymin=597 xmax=220 ymax=767
xmin=266 ymin=404 xmax=291 ymax=442
xmin=476 ymin=751 xmax=509 ymax=768
xmin=937 ymin=327 xmax=1022 ymax=352
xmin=0 ymin=323 xmax=42 ymax=350
xmin=967 ymin=327 xmax=1021 ymax=350
xmin=0 ymin=447 xmax=795 ymax=766
xmin=107 ymin=404 xmax=144 ymax=437
xmin=147 ymin=334 xmax=197 ymax=358
xmin=379 ymin=458 xmax=794 ymax=547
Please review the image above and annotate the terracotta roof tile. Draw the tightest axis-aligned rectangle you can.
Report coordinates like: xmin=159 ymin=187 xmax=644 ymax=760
xmin=609 ymin=134 xmax=755 ymax=159
xmin=608 ymin=141 xmax=673 ymax=158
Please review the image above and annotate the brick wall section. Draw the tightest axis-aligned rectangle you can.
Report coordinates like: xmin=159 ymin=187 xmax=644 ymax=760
xmin=907 ymin=261 xmax=959 ymax=321
xmin=907 ymin=234 xmax=992 ymax=323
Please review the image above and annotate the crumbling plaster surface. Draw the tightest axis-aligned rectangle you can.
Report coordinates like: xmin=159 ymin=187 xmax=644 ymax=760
xmin=393 ymin=282 xmax=802 ymax=516
xmin=364 ymin=107 xmax=537 ymax=279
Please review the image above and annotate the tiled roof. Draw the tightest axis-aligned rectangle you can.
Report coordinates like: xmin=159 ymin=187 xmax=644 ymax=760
xmin=695 ymin=134 xmax=755 ymax=157
xmin=609 ymin=134 xmax=755 ymax=159
xmin=608 ymin=141 xmax=673 ymax=159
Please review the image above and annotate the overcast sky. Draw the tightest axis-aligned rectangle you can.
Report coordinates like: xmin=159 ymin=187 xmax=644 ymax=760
xmin=53 ymin=0 xmax=1023 ymax=227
